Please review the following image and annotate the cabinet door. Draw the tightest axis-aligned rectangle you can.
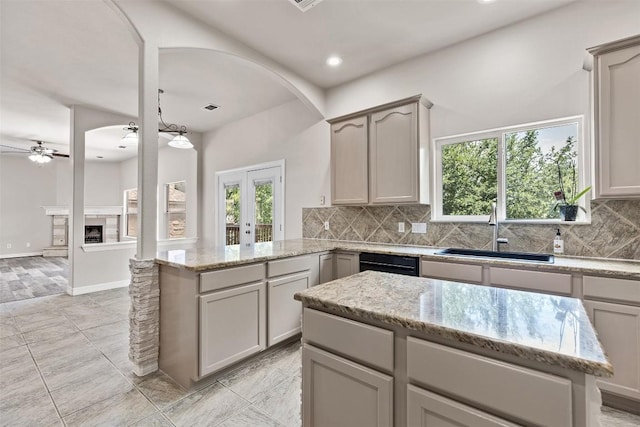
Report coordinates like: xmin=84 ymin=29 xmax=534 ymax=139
xmin=268 ymin=272 xmax=310 ymax=346
xmin=369 ymin=103 xmax=418 ymax=204
xmin=584 ymin=300 xmax=640 ymax=400
xmin=199 ymin=282 xmax=266 ymax=376
xmin=319 ymin=253 xmax=334 ymax=284
xmin=331 ymin=116 xmax=369 ymax=205
xmin=407 ymin=385 xmax=521 ymax=427
xmin=595 ymin=41 xmax=640 ymax=197
xmin=302 ymin=344 xmax=393 ymax=427
xmin=335 ymin=252 xmax=359 ymax=279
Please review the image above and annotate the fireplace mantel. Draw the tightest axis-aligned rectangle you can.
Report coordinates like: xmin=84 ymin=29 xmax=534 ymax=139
xmin=42 ymin=206 xmax=124 ymax=216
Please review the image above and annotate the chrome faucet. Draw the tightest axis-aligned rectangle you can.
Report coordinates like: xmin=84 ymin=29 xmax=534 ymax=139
xmin=488 ymin=203 xmax=508 ymax=252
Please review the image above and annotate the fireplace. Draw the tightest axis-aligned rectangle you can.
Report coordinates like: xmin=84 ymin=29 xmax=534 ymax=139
xmin=85 ymin=225 xmax=104 ymax=244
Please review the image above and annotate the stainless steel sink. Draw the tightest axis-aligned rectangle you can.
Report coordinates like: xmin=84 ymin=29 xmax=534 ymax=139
xmin=436 ymin=248 xmax=554 ymax=263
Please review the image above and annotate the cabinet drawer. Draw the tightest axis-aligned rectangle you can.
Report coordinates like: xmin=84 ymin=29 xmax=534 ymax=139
xmin=407 ymin=338 xmax=572 ymax=427
xmin=268 ymin=255 xmax=314 ymax=278
xmin=583 ymin=275 xmax=640 ymax=305
xmin=200 ymin=263 xmax=265 ymax=293
xmin=421 ymin=260 xmax=482 ymax=283
xmin=407 ymin=385 xmax=521 ymax=427
xmin=303 ymin=308 xmax=393 ymax=372
xmin=490 ymin=267 xmax=571 ymax=295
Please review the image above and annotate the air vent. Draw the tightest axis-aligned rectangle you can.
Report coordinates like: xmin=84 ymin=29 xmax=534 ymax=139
xmin=288 ymin=0 xmax=324 ymax=12
xmin=202 ymin=103 xmax=220 ymax=111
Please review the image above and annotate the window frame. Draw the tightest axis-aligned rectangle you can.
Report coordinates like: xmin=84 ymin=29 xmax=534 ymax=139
xmin=164 ymin=180 xmax=187 ymax=240
xmin=123 ymin=187 xmax=138 ymax=239
xmin=432 ymin=116 xmax=590 ymax=224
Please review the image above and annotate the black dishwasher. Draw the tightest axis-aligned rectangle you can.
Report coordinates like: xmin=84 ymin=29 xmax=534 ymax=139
xmin=359 ymin=252 xmax=419 ymax=276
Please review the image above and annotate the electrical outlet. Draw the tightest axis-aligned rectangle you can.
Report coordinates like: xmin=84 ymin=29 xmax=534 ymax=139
xmin=6 ymin=243 xmax=11 ymax=249
xmin=26 ymin=242 xmax=31 ymax=248
xmin=324 ymin=221 xmax=330 ymax=231
xmin=411 ymin=222 xmax=427 ymax=234
xmin=398 ymin=222 xmax=405 ymax=233
xmin=320 ymin=195 xmax=325 ymax=206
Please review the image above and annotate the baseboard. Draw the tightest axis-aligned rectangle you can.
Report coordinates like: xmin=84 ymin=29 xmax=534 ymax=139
xmin=68 ymin=279 xmax=129 ymax=296
xmin=602 ymin=392 xmax=640 ymax=415
xmin=0 ymin=251 xmax=43 ymax=259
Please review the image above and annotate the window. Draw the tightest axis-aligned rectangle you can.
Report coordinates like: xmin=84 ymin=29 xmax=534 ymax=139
xmin=434 ymin=117 xmax=587 ymax=222
xmin=124 ymin=188 xmax=137 ymax=238
xmin=165 ymin=181 xmax=186 ymax=239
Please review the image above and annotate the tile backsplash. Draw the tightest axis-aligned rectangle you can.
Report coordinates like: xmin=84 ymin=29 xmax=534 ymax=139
xmin=302 ymin=200 xmax=640 ymax=260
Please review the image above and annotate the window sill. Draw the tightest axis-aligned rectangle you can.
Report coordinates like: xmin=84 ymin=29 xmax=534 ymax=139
xmin=430 ymin=218 xmax=591 ymax=226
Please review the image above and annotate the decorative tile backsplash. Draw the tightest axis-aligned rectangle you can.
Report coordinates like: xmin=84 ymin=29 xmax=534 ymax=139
xmin=302 ymin=200 xmax=640 ymax=260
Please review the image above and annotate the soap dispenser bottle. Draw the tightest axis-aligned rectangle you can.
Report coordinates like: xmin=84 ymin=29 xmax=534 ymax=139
xmin=553 ymin=229 xmax=564 ymax=255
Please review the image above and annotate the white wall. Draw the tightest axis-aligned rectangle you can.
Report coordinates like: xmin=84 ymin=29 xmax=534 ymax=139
xmin=326 ymin=1 xmax=640 ymax=140
xmin=0 ymin=155 xmax=126 ymax=257
xmin=84 ymin=161 xmax=122 ymax=206
xmin=202 ymin=99 xmax=329 ymax=245
xmin=0 ymin=155 xmax=58 ymax=256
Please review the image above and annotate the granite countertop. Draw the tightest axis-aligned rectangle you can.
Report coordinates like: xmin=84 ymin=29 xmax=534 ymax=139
xmin=155 ymin=238 xmax=640 ymax=279
xmin=294 ymin=270 xmax=613 ymax=377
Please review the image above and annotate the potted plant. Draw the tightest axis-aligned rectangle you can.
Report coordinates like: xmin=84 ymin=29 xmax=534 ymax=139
xmin=552 ymin=161 xmax=591 ymax=221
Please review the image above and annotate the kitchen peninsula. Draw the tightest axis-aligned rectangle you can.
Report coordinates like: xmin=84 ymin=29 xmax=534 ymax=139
xmin=294 ymin=270 xmax=612 ymax=427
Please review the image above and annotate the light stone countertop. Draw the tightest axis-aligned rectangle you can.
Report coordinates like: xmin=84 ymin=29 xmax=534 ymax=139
xmin=155 ymin=238 xmax=640 ymax=279
xmin=294 ymin=270 xmax=614 ymax=377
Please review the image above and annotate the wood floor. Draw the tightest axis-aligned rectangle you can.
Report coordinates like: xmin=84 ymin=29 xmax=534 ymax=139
xmin=0 ymin=256 xmax=68 ymax=303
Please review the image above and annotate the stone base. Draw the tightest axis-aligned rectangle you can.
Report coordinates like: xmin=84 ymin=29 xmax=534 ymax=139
xmin=43 ymin=246 xmax=68 ymax=257
xmin=132 ymin=360 xmax=158 ymax=377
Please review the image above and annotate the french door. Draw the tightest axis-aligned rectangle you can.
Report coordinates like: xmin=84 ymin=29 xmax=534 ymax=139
xmin=217 ymin=162 xmax=284 ymax=247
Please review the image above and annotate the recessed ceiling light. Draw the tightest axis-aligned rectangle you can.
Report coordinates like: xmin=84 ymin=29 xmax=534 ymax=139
xmin=326 ymin=56 xmax=343 ymax=67
xmin=96 ymin=156 xmax=104 ymax=159
xmin=118 ymin=145 xmax=126 ymax=149
xmin=477 ymin=0 xmax=497 ymax=3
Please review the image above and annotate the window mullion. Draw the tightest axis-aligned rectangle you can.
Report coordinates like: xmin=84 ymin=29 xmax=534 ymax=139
xmin=497 ymin=132 xmax=506 ymax=221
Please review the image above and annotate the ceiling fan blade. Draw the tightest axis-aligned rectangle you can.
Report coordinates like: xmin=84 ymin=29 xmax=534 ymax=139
xmin=52 ymin=152 xmax=70 ymax=158
xmin=0 ymin=144 xmax=31 ymax=153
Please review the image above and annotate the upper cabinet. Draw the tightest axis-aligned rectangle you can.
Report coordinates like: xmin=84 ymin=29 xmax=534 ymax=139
xmin=329 ymin=95 xmax=432 ymax=205
xmin=331 ymin=116 xmax=369 ymax=204
xmin=589 ymin=35 xmax=640 ymax=198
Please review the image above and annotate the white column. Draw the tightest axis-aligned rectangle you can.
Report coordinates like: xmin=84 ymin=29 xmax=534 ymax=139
xmin=129 ymin=41 xmax=160 ymax=377
xmin=69 ymin=106 xmax=85 ymax=295
xmin=137 ymin=41 xmax=159 ymax=259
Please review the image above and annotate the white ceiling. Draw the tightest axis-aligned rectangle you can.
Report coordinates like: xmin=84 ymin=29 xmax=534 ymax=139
xmin=0 ymin=0 xmax=575 ymax=162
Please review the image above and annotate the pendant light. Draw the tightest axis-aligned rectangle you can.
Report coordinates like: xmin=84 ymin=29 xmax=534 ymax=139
xmin=121 ymin=89 xmax=193 ymax=149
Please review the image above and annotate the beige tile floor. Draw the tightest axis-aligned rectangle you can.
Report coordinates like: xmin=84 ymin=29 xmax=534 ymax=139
xmin=1 ymin=287 xmax=639 ymax=426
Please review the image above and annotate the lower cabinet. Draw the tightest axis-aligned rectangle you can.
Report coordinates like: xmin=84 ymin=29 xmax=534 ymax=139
xmin=268 ymin=272 xmax=310 ymax=346
xmin=319 ymin=253 xmax=334 ymax=284
xmin=302 ymin=344 xmax=393 ymax=427
xmin=199 ymin=281 xmax=267 ymax=376
xmin=407 ymin=385 xmax=520 ymax=427
xmin=335 ymin=251 xmax=360 ymax=279
xmin=584 ymin=299 xmax=640 ymax=401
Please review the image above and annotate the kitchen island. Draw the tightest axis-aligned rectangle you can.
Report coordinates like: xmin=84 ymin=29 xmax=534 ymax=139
xmin=294 ymin=270 xmax=612 ymax=427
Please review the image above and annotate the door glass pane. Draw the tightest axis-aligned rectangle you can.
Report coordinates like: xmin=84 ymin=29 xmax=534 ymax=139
xmin=225 ymin=184 xmax=241 ymax=245
xmin=126 ymin=189 xmax=138 ymax=238
xmin=254 ymin=180 xmax=273 ymax=243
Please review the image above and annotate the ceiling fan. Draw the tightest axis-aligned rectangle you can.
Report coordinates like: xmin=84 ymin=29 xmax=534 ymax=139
xmin=0 ymin=140 xmax=69 ymax=164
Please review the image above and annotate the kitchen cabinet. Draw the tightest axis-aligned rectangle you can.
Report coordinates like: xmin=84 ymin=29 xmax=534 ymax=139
xmin=334 ymin=251 xmax=359 ymax=279
xmin=302 ymin=344 xmax=393 ymax=427
xmin=407 ymin=385 xmax=520 ymax=427
xmin=589 ymin=35 xmax=640 ymax=198
xmin=318 ymin=252 xmax=334 ymax=284
xmin=328 ymin=95 xmax=432 ymax=206
xmin=330 ymin=116 xmax=369 ymax=205
xmin=267 ymin=255 xmax=315 ymax=346
xmin=200 ymin=281 xmax=266 ymax=376
xmin=420 ymin=259 xmax=483 ymax=284
xmin=489 ymin=267 xmax=572 ymax=296
xmin=583 ymin=275 xmax=640 ymax=403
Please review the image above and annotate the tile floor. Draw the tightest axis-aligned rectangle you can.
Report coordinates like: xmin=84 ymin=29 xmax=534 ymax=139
xmin=0 ymin=287 xmax=302 ymax=426
xmin=0 ymin=267 xmax=638 ymax=426
xmin=0 ymin=256 xmax=68 ymax=303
